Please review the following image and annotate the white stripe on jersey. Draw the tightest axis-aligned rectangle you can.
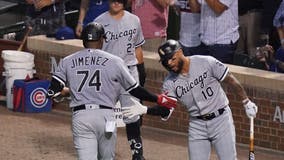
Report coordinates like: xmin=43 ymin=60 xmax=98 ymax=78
xmin=126 ymin=82 xmax=139 ymax=92
xmin=219 ymin=67 xmax=229 ymax=82
xmin=52 ymin=75 xmax=66 ymax=86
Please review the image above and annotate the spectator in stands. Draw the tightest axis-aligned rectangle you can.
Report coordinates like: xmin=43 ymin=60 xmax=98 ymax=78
xmin=261 ymin=0 xmax=282 ymax=50
xmin=236 ymin=0 xmax=263 ymax=58
xmin=130 ymin=0 xmax=173 ymax=52
xmin=189 ymin=0 xmax=239 ymax=64
xmin=265 ymin=0 xmax=284 ymax=73
xmin=254 ymin=45 xmax=284 ymax=73
xmin=269 ymin=48 xmax=284 ymax=73
xmin=25 ymin=0 xmax=65 ymax=36
xmin=75 ymin=0 xmax=109 ymax=37
xmin=273 ymin=0 xmax=284 ymax=49
xmin=172 ymin=0 xmax=201 ymax=56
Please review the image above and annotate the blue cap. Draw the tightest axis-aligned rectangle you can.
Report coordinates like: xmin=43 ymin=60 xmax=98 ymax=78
xmin=55 ymin=26 xmax=75 ymax=40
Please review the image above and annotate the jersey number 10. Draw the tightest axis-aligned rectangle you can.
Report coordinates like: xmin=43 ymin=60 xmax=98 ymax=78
xmin=201 ymin=87 xmax=214 ymax=100
xmin=77 ymin=70 xmax=101 ymax=92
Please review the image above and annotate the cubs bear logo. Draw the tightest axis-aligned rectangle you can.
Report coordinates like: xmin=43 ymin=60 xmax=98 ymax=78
xmin=30 ymin=87 xmax=48 ymax=108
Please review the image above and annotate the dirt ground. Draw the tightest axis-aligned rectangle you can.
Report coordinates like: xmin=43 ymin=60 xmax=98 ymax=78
xmin=0 ymin=105 xmax=284 ymax=160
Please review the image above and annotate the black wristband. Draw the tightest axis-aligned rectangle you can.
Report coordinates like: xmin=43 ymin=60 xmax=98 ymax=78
xmin=136 ymin=63 xmax=146 ymax=87
xmin=147 ymin=105 xmax=169 ymax=116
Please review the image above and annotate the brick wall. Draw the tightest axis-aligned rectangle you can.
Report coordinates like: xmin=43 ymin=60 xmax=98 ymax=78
xmin=26 ymin=36 xmax=284 ymax=152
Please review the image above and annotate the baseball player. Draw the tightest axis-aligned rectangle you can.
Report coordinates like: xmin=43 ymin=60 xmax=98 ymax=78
xmin=123 ymin=39 xmax=259 ymax=160
xmin=47 ymin=22 xmax=176 ymax=160
xmin=93 ymin=1 xmax=173 ymax=159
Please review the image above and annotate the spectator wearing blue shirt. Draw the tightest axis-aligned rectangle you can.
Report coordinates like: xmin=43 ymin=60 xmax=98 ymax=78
xmin=273 ymin=0 xmax=284 ymax=49
xmin=75 ymin=0 xmax=109 ymax=37
xmin=267 ymin=0 xmax=284 ymax=73
xmin=255 ymin=45 xmax=284 ymax=73
xmin=270 ymin=47 xmax=284 ymax=73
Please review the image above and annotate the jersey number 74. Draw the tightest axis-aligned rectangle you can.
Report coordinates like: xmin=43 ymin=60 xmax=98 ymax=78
xmin=77 ymin=70 xmax=101 ymax=92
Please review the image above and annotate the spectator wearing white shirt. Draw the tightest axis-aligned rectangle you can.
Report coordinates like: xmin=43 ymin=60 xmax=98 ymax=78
xmin=173 ymin=0 xmax=201 ymax=56
xmin=189 ymin=0 xmax=239 ymax=64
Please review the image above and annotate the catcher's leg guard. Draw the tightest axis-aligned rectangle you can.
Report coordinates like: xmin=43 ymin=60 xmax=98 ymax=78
xmin=126 ymin=119 xmax=145 ymax=160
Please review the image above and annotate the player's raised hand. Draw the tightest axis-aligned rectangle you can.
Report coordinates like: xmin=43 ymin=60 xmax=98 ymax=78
xmin=157 ymin=94 xmax=177 ymax=109
xmin=122 ymin=98 xmax=147 ymax=119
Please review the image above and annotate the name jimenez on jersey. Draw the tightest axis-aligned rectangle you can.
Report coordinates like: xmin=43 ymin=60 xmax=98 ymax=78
xmin=71 ymin=55 xmax=109 ymax=68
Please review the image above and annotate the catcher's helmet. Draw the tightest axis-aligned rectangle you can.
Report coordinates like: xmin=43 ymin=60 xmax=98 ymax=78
xmin=158 ymin=39 xmax=181 ymax=71
xmin=81 ymin=22 xmax=105 ymax=42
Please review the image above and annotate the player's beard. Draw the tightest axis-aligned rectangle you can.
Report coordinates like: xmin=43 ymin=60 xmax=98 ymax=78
xmin=172 ymin=59 xmax=184 ymax=74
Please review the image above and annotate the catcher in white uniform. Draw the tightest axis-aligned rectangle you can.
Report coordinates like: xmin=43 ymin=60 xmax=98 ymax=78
xmin=123 ymin=39 xmax=258 ymax=160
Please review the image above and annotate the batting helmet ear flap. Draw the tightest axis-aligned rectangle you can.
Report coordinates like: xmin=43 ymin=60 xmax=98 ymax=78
xmin=161 ymin=58 xmax=172 ymax=71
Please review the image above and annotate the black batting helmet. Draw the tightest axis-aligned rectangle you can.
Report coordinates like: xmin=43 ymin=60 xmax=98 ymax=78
xmin=158 ymin=39 xmax=181 ymax=71
xmin=81 ymin=22 xmax=105 ymax=42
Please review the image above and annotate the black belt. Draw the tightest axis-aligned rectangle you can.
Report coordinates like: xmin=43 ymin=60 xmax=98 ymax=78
xmin=72 ymin=104 xmax=112 ymax=112
xmin=196 ymin=108 xmax=226 ymax=121
xmin=127 ymin=65 xmax=137 ymax=69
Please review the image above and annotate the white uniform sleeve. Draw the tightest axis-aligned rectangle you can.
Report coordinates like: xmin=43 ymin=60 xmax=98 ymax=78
xmin=53 ymin=59 xmax=67 ymax=85
xmin=134 ymin=17 xmax=145 ymax=48
xmin=162 ymin=76 xmax=177 ymax=98
xmin=207 ymin=56 xmax=229 ymax=82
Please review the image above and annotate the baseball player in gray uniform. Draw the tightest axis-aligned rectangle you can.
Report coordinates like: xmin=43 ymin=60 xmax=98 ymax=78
xmin=47 ymin=23 xmax=176 ymax=160
xmin=123 ymin=39 xmax=258 ymax=160
xmin=93 ymin=1 xmax=173 ymax=159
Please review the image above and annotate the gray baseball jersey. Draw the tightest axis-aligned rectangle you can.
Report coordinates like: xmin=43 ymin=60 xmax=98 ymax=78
xmin=52 ymin=48 xmax=138 ymax=108
xmin=163 ymin=55 xmax=237 ymax=160
xmin=94 ymin=10 xmax=145 ymax=66
xmin=94 ymin=10 xmax=144 ymax=124
xmin=162 ymin=55 xmax=229 ymax=116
